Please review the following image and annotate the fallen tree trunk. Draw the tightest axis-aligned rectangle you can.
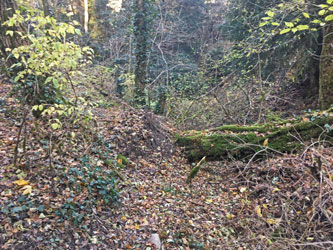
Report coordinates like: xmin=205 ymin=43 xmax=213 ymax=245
xmin=176 ymin=115 xmax=333 ymax=162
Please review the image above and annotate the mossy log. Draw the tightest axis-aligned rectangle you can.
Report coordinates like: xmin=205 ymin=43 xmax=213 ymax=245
xmin=176 ymin=116 xmax=333 ymax=162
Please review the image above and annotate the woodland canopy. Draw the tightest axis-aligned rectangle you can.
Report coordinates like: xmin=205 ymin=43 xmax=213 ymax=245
xmin=0 ymin=0 xmax=332 ymax=249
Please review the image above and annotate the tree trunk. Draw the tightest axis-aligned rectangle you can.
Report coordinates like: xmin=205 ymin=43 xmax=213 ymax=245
xmin=176 ymin=116 xmax=333 ymax=162
xmin=319 ymin=23 xmax=333 ymax=110
xmin=41 ymin=0 xmax=50 ymax=16
xmin=303 ymin=31 xmax=321 ymax=100
xmin=0 ymin=0 xmax=23 ymax=68
xmin=83 ymin=0 xmax=89 ymax=33
xmin=134 ymin=0 xmax=149 ymax=105
xmin=75 ymin=0 xmax=84 ymax=31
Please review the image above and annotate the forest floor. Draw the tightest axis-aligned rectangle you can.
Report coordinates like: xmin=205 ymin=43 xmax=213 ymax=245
xmin=0 ymin=80 xmax=332 ymax=249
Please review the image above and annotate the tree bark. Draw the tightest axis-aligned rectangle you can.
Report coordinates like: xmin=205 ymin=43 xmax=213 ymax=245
xmin=0 ymin=0 xmax=17 ymax=62
xmin=41 ymin=0 xmax=50 ymax=16
xmin=134 ymin=0 xmax=149 ymax=105
xmin=176 ymin=116 xmax=333 ymax=162
xmin=319 ymin=23 xmax=333 ymax=110
xmin=83 ymin=0 xmax=89 ymax=33
xmin=0 ymin=0 xmax=26 ymax=72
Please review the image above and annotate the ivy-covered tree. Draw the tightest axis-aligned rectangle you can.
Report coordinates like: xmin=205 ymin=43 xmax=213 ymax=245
xmin=259 ymin=0 xmax=333 ymax=109
xmin=41 ymin=0 xmax=50 ymax=16
xmin=319 ymin=17 xmax=333 ymax=109
xmin=0 ymin=0 xmax=26 ymax=71
xmin=133 ymin=0 xmax=151 ymax=105
xmin=216 ymin=0 xmax=333 ymax=111
xmin=146 ymin=0 xmax=221 ymax=113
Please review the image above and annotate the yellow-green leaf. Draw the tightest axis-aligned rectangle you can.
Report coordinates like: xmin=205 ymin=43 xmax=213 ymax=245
xmin=285 ymin=22 xmax=294 ymax=27
xmin=325 ymin=15 xmax=333 ymax=22
xmin=266 ymin=218 xmax=279 ymax=225
xmin=53 ymin=78 xmax=59 ymax=88
xmin=296 ymin=25 xmax=309 ymax=31
xmin=13 ymin=52 xmax=20 ymax=59
xmin=75 ymin=29 xmax=82 ymax=35
xmin=261 ymin=17 xmax=272 ymax=21
xmin=311 ymin=19 xmax=321 ymax=24
xmin=259 ymin=21 xmax=268 ymax=27
xmin=45 ymin=76 xmax=52 ymax=83
xmin=226 ymin=213 xmax=233 ymax=219
xmin=266 ymin=10 xmax=274 ymax=17
xmin=318 ymin=9 xmax=326 ymax=16
xmin=51 ymin=123 xmax=59 ymax=130
xmin=280 ymin=28 xmax=290 ymax=34
xmin=14 ymin=76 xmax=20 ymax=82
xmin=67 ymin=25 xmax=75 ymax=34
xmin=255 ymin=205 xmax=263 ymax=217
xmin=6 ymin=30 xmax=14 ymax=36
xmin=302 ymin=12 xmax=310 ymax=18
xmin=259 ymin=22 xmax=268 ymax=27
xmin=21 ymin=185 xmax=32 ymax=195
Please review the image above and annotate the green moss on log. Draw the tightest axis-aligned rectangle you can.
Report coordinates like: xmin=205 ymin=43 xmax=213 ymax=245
xmin=214 ymin=124 xmax=271 ymax=133
xmin=176 ymin=116 xmax=333 ymax=162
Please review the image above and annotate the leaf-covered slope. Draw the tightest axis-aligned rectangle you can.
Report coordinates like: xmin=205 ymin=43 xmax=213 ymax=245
xmin=1 ymin=80 xmax=332 ymax=249
xmin=97 ymin=103 xmax=179 ymax=163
